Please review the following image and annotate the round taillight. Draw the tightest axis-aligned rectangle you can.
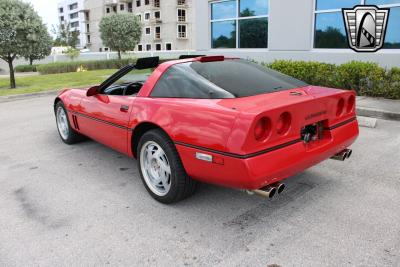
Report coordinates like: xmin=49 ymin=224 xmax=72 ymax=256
xmin=337 ymin=98 xmax=345 ymax=117
xmin=347 ymin=95 xmax=355 ymax=113
xmin=276 ymin=112 xmax=292 ymax=135
xmin=254 ymin=117 xmax=271 ymax=141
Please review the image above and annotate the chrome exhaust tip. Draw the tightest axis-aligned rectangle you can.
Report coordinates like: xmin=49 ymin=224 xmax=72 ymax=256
xmin=276 ymin=183 xmax=286 ymax=194
xmin=345 ymin=149 xmax=352 ymax=159
xmin=248 ymin=186 xmax=277 ymax=199
xmin=331 ymin=149 xmax=351 ymax=161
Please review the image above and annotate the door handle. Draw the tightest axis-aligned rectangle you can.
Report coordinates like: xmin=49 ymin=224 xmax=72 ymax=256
xmin=120 ymin=105 xmax=129 ymax=112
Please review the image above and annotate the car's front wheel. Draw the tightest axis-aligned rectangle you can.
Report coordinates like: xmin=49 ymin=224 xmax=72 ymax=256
xmin=55 ymin=102 xmax=84 ymax=144
xmin=138 ymin=129 xmax=197 ymax=204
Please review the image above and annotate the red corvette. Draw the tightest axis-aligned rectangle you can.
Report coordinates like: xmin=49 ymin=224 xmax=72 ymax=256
xmin=54 ymin=56 xmax=359 ymax=203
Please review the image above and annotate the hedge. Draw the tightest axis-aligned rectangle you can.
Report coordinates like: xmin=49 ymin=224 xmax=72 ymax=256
xmin=36 ymin=58 xmax=136 ymax=75
xmin=265 ymin=60 xmax=400 ymax=99
xmin=34 ymin=58 xmax=175 ymax=75
xmin=15 ymin=64 xmax=38 ymax=73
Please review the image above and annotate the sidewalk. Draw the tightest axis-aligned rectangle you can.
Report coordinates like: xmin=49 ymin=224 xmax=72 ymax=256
xmin=357 ymin=96 xmax=400 ymax=121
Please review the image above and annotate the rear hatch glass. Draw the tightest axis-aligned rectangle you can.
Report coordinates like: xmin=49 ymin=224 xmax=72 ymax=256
xmin=151 ymin=59 xmax=308 ymax=99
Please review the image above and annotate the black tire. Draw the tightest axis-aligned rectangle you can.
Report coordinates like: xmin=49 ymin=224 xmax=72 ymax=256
xmin=137 ymin=129 xmax=197 ymax=204
xmin=55 ymin=101 xmax=84 ymax=145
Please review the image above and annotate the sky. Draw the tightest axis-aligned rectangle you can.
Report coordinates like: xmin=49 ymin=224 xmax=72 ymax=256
xmin=23 ymin=0 xmax=59 ymax=32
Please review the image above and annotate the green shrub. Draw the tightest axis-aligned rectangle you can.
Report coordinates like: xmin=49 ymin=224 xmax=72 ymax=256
xmin=15 ymin=64 xmax=38 ymax=73
xmin=37 ymin=58 xmax=136 ymax=74
xmin=266 ymin=60 xmax=337 ymax=88
xmin=265 ymin=60 xmax=399 ymax=99
xmin=373 ymin=67 xmax=400 ymax=99
xmin=335 ymin=61 xmax=385 ymax=95
xmin=36 ymin=58 xmax=173 ymax=75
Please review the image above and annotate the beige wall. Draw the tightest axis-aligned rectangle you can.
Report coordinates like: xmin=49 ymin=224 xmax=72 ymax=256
xmin=84 ymin=0 xmax=107 ymax=52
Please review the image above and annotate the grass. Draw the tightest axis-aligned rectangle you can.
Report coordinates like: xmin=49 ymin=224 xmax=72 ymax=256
xmin=0 ymin=69 xmax=150 ymax=96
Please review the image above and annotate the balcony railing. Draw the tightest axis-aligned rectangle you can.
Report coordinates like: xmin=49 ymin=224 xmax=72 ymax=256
xmin=105 ymin=0 xmax=118 ymax=6
xmin=177 ymin=32 xmax=187 ymax=39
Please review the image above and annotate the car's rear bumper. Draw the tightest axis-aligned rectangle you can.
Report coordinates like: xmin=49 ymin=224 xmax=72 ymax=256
xmin=175 ymin=119 xmax=359 ymax=190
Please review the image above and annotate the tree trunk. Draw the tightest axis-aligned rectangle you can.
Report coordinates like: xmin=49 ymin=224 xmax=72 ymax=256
xmin=118 ymin=50 xmax=122 ymax=60
xmin=29 ymin=57 xmax=34 ymax=65
xmin=7 ymin=56 xmax=16 ymax=89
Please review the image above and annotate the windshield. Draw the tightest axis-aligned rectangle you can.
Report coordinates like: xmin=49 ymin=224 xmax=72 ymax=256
xmin=151 ymin=59 xmax=308 ymax=99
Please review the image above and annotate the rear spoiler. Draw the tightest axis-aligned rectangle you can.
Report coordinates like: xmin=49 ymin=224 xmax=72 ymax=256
xmin=179 ymin=55 xmax=206 ymax=59
xmin=135 ymin=56 xmax=160 ymax=69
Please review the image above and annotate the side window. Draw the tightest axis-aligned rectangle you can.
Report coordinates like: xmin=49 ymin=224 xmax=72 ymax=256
xmin=102 ymin=69 xmax=151 ymax=96
xmin=151 ymin=65 xmax=234 ymax=99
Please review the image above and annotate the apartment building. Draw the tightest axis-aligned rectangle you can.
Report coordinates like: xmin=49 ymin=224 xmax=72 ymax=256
xmin=71 ymin=0 xmax=194 ymax=52
xmin=125 ymin=0 xmax=195 ymax=52
xmin=57 ymin=0 xmax=88 ymax=49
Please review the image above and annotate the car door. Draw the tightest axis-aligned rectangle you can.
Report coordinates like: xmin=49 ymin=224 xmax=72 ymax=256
xmin=79 ymin=94 xmax=135 ymax=155
xmin=78 ymin=65 xmax=142 ymax=155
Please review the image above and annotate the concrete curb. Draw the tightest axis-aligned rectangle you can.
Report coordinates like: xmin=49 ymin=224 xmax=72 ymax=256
xmin=357 ymin=116 xmax=377 ymax=128
xmin=357 ymin=107 xmax=400 ymax=122
xmin=0 ymin=90 xmax=60 ymax=103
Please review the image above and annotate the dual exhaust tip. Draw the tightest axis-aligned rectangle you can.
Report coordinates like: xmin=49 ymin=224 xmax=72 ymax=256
xmin=248 ymin=183 xmax=285 ymax=199
xmin=331 ymin=149 xmax=352 ymax=161
xmin=247 ymin=149 xmax=352 ymax=199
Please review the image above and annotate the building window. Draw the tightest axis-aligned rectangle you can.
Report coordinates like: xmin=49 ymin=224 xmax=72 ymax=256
xmin=210 ymin=0 xmax=269 ymax=49
xmin=177 ymin=0 xmax=186 ymax=6
xmin=113 ymin=6 xmax=117 ymax=12
xmin=106 ymin=7 xmax=110 ymax=13
xmin=145 ymin=27 xmax=151 ymax=35
xmin=128 ymin=2 xmax=133 ymax=12
xmin=165 ymin=43 xmax=172 ymax=50
xmin=69 ymin=3 xmax=78 ymax=10
xmin=120 ymin=4 xmax=125 ymax=11
xmin=144 ymin=12 xmax=151 ymax=21
xmin=71 ymin=21 xmax=79 ymax=28
xmin=136 ymin=0 xmax=141 ymax=7
xmin=155 ymin=26 xmax=161 ymax=39
xmin=137 ymin=14 xmax=142 ymax=21
xmin=70 ymin=12 xmax=79 ymax=19
xmin=146 ymin=44 xmax=152 ymax=51
xmin=156 ymin=43 xmax=162 ymax=50
xmin=154 ymin=0 xmax=160 ymax=8
xmin=138 ymin=44 xmax=143 ymax=51
xmin=154 ymin=11 xmax=161 ymax=19
xmin=177 ymin=9 xmax=186 ymax=22
xmin=177 ymin=24 xmax=187 ymax=38
xmin=145 ymin=0 xmax=150 ymax=5
xmin=60 ymin=16 xmax=64 ymax=22
xmin=59 ymin=7 xmax=64 ymax=13
xmin=314 ymin=0 xmax=400 ymax=49
xmin=87 ymin=35 xmax=91 ymax=44
xmin=105 ymin=47 xmax=109 ymax=52
xmin=99 ymin=48 xmax=103 ymax=52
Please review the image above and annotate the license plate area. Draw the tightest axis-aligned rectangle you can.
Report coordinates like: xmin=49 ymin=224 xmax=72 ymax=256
xmin=301 ymin=121 xmax=325 ymax=143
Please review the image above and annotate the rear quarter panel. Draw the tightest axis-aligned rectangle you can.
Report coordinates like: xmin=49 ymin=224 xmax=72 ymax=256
xmin=129 ymin=97 xmax=239 ymax=152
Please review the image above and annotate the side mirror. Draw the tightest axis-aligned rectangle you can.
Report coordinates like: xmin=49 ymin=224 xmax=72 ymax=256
xmin=87 ymin=86 xmax=100 ymax=97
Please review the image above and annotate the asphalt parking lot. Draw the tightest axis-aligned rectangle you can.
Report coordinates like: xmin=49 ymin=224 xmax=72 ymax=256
xmin=1 ymin=95 xmax=399 ymax=267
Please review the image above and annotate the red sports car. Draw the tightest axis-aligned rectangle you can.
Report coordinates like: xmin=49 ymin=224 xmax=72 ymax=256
xmin=54 ymin=56 xmax=359 ymax=203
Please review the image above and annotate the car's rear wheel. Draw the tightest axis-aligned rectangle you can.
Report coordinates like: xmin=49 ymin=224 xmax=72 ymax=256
xmin=138 ymin=129 xmax=197 ymax=204
xmin=55 ymin=102 xmax=84 ymax=144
